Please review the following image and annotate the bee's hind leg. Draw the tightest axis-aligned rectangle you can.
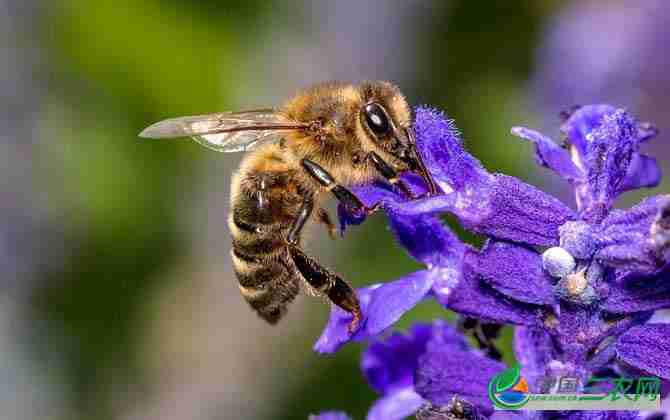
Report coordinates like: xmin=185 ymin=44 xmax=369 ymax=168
xmin=285 ymin=194 xmax=361 ymax=332
xmin=288 ymin=245 xmax=361 ymax=333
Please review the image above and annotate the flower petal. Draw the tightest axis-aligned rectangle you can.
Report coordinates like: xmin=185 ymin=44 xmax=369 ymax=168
xmin=562 ymin=412 xmax=641 ymax=420
xmin=490 ymin=412 xmax=527 ymax=420
xmin=362 ymin=325 xmax=432 ymax=395
xmin=620 ymin=154 xmax=662 ymax=192
xmin=514 ymin=326 xmax=556 ymax=392
xmin=338 ymin=182 xmax=466 ymax=268
xmin=616 ymin=324 xmax=670 ymax=380
xmin=337 ymin=181 xmax=398 ymax=233
xmin=314 ymin=285 xmax=380 ymax=354
xmin=560 ymin=104 xmax=619 ymax=155
xmin=435 ymin=250 xmax=543 ymax=326
xmin=365 ymin=271 xmax=435 ymax=336
xmin=474 ymin=241 xmax=556 ymax=305
xmin=604 ymin=265 xmax=670 ymax=314
xmin=564 ymin=107 xmax=643 ymax=221
xmin=362 ymin=321 xmax=469 ymax=395
xmin=413 ymin=106 xmax=490 ymax=192
xmin=385 ymin=207 xmax=465 ymax=268
xmin=471 ymin=174 xmax=575 ymax=246
xmin=309 ymin=412 xmax=352 ymax=420
xmin=366 ymin=389 xmax=424 ymax=420
xmin=511 ymin=126 xmax=582 ymax=181
xmin=415 ymin=347 xmax=506 ymax=414
xmin=390 ymin=175 xmax=575 ymax=247
xmin=597 ymin=195 xmax=670 ymax=274
xmin=314 ymin=272 xmax=444 ymax=354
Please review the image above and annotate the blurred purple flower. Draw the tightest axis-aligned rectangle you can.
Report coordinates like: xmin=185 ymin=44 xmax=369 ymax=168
xmin=315 ymin=105 xmax=670 ymax=418
xmin=536 ymin=0 xmax=670 ymax=190
xmin=308 ymin=411 xmax=352 ymax=420
xmin=537 ymin=0 xmax=670 ymax=112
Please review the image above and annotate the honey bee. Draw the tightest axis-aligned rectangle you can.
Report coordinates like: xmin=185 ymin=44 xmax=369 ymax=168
xmin=139 ymin=81 xmax=437 ymax=331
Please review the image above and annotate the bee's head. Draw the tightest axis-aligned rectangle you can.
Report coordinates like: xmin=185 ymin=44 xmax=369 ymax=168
xmin=358 ymin=81 xmax=436 ymax=194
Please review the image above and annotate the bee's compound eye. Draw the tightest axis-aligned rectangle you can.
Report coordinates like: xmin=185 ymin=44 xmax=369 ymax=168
xmin=363 ymin=103 xmax=391 ymax=136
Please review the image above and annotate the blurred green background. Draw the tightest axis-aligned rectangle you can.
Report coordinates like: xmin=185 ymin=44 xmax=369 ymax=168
xmin=3 ymin=1 xmax=667 ymax=419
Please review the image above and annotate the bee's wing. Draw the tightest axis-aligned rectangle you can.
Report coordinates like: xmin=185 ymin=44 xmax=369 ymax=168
xmin=139 ymin=110 xmax=308 ymax=153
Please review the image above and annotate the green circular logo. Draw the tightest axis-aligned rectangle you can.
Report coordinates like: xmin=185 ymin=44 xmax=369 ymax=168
xmin=488 ymin=365 xmax=531 ymax=409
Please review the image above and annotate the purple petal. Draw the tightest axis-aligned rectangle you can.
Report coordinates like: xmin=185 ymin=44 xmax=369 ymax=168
xmin=337 ymin=181 xmax=397 ymax=233
xmin=583 ymin=109 xmax=638 ymax=208
xmin=390 ymin=175 xmax=575 ymax=247
xmin=472 ymin=174 xmax=575 ymax=246
xmin=385 ymin=207 xmax=466 ymax=268
xmin=560 ymin=104 xmax=619 ymax=155
xmin=415 ymin=347 xmax=506 ymax=414
xmin=514 ymin=326 xmax=556 ymax=392
xmin=365 ymin=271 xmax=434 ymax=336
xmin=559 ymin=221 xmax=598 ymax=259
xmin=604 ymin=265 xmax=670 ymax=314
xmin=308 ymin=412 xmax=352 ymax=420
xmin=338 ymin=183 xmax=466 ymax=268
xmin=314 ymin=285 xmax=380 ymax=354
xmin=563 ymin=412 xmax=640 ymax=420
xmin=597 ymin=195 xmax=670 ymax=274
xmin=490 ymin=412 xmax=528 ymax=420
xmin=511 ymin=126 xmax=582 ymax=181
xmin=473 ymin=241 xmax=556 ymax=305
xmin=561 ymin=106 xmax=644 ymax=221
xmin=413 ymin=106 xmax=490 ymax=193
xmin=362 ymin=324 xmax=432 ymax=394
xmin=362 ymin=322 xmax=468 ymax=395
xmin=366 ymin=389 xmax=424 ymax=420
xmin=435 ymin=250 xmax=543 ymax=326
xmin=620 ymin=154 xmax=662 ymax=192
xmin=616 ymin=324 xmax=670 ymax=380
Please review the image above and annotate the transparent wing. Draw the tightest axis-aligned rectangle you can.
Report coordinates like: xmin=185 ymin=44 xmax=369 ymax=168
xmin=138 ymin=109 xmax=307 ymax=153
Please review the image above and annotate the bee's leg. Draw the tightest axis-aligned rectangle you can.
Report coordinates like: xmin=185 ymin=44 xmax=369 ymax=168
xmin=288 ymin=244 xmax=361 ymax=332
xmin=287 ymin=194 xmax=314 ymax=246
xmin=301 ymin=158 xmax=378 ymax=215
xmin=285 ymin=195 xmax=361 ymax=332
xmin=367 ymin=151 xmax=416 ymax=199
xmin=317 ymin=208 xmax=337 ymax=240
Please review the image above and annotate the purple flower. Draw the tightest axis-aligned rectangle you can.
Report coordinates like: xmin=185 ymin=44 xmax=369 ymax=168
xmin=314 ymin=105 xmax=670 ymax=418
xmin=512 ymin=105 xmax=661 ymax=223
xmin=361 ymin=321 xmax=504 ymax=420
xmin=535 ymin=0 xmax=670 ymax=198
xmin=308 ymin=412 xmax=352 ymax=420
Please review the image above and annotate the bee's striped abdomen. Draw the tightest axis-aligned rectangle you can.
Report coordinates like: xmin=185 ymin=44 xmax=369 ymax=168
xmin=228 ymin=146 xmax=306 ymax=324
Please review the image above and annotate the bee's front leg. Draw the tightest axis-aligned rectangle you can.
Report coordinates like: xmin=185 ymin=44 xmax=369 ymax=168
xmin=317 ymin=208 xmax=337 ymax=240
xmin=366 ymin=151 xmax=416 ymax=199
xmin=301 ymin=158 xmax=379 ymax=216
